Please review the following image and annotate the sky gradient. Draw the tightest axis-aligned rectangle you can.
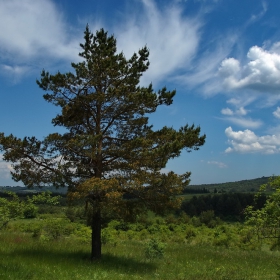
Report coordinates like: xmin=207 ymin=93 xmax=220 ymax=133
xmin=0 ymin=0 xmax=280 ymax=186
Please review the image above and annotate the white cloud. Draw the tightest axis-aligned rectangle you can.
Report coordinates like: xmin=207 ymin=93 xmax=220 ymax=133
xmin=220 ymin=101 xmax=260 ymax=128
xmin=0 ymin=0 xmax=202 ymax=86
xmin=225 ymin=126 xmax=280 ymax=154
xmin=219 ymin=45 xmax=280 ymax=93
xmin=176 ymin=32 xmax=238 ymax=95
xmin=115 ymin=0 xmax=202 ymax=85
xmin=0 ymin=64 xmax=31 ymax=83
xmin=236 ymin=107 xmax=247 ymax=116
xmin=219 ymin=58 xmax=240 ymax=78
xmin=248 ymin=1 xmax=267 ymax=23
xmin=226 ymin=96 xmax=256 ymax=107
xmin=221 ymin=108 xmax=234 ymax=115
xmin=221 ymin=106 xmax=247 ymax=116
xmin=207 ymin=161 xmax=227 ymax=168
xmin=0 ymin=154 xmax=13 ymax=179
xmin=223 ymin=117 xmax=262 ymax=129
xmin=0 ymin=0 xmax=80 ymax=73
xmin=266 ymin=124 xmax=280 ymax=135
xmin=273 ymin=107 xmax=280 ymax=119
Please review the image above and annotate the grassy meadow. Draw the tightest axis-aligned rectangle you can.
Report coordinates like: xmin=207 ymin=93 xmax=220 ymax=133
xmin=1 ymin=215 xmax=280 ymax=280
xmin=1 ymin=232 xmax=279 ymax=280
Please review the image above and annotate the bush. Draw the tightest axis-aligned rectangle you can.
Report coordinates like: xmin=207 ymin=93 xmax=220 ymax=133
xmin=23 ymin=200 xmax=38 ymax=219
xmin=199 ymin=210 xmax=215 ymax=227
xmin=144 ymin=238 xmax=165 ymax=260
xmin=65 ymin=206 xmax=85 ymax=222
xmin=185 ymin=226 xmax=196 ymax=239
xmin=73 ymin=225 xmax=91 ymax=243
xmin=101 ymin=228 xmax=117 ymax=246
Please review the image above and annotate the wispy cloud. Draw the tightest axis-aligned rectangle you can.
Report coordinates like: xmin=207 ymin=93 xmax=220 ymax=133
xmin=0 ymin=0 xmax=203 ymax=86
xmin=207 ymin=161 xmax=227 ymax=168
xmin=0 ymin=0 xmax=81 ymax=80
xmin=175 ymin=32 xmax=238 ymax=95
xmin=220 ymin=98 xmax=262 ymax=129
xmin=223 ymin=117 xmax=262 ymax=129
xmin=273 ymin=107 xmax=280 ymax=118
xmin=114 ymin=0 xmax=202 ymax=86
xmin=248 ymin=1 xmax=267 ymax=23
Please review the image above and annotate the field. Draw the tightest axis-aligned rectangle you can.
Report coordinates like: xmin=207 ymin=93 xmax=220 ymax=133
xmin=0 ymin=217 xmax=280 ymax=280
xmin=1 ymin=187 xmax=280 ymax=280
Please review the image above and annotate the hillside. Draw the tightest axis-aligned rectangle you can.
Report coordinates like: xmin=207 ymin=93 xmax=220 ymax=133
xmin=0 ymin=176 xmax=272 ymax=195
xmin=187 ymin=176 xmax=270 ymax=193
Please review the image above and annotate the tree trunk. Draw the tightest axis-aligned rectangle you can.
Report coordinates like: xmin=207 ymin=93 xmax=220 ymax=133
xmin=91 ymin=208 xmax=102 ymax=260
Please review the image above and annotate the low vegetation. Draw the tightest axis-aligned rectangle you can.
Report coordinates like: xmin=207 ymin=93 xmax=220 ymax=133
xmin=1 ymin=177 xmax=280 ymax=279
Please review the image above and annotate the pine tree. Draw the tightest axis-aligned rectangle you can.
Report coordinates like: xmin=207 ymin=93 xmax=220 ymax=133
xmin=0 ymin=26 xmax=205 ymax=259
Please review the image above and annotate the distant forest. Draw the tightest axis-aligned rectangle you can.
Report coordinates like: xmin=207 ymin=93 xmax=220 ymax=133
xmin=184 ymin=176 xmax=270 ymax=194
xmin=0 ymin=176 xmax=271 ymax=196
xmin=0 ymin=176 xmax=273 ymax=221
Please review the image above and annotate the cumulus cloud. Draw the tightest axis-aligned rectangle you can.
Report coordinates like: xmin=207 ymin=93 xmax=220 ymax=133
xmin=207 ymin=161 xmax=227 ymax=168
xmin=273 ymin=107 xmax=280 ymax=119
xmin=219 ymin=45 xmax=280 ymax=93
xmin=225 ymin=126 xmax=280 ymax=154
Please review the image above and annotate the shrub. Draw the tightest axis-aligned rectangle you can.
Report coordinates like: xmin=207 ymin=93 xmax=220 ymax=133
xmin=65 ymin=206 xmax=85 ymax=222
xmin=74 ymin=225 xmax=91 ymax=243
xmin=23 ymin=199 xmax=38 ymax=219
xmin=185 ymin=226 xmax=196 ymax=239
xmin=144 ymin=238 xmax=165 ymax=260
xmin=191 ymin=216 xmax=202 ymax=227
xmin=199 ymin=210 xmax=215 ymax=227
xmin=101 ymin=228 xmax=117 ymax=246
xmin=44 ymin=219 xmax=64 ymax=239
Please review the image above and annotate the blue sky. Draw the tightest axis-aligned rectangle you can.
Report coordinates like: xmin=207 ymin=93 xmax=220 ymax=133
xmin=1 ymin=0 xmax=280 ymax=186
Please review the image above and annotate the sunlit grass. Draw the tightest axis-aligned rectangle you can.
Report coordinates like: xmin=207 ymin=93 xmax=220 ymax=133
xmin=0 ymin=232 xmax=279 ymax=280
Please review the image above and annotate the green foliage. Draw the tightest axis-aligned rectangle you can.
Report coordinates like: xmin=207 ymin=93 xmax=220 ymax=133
xmin=246 ymin=176 xmax=280 ymax=244
xmin=0 ymin=191 xmax=64 ymax=229
xmin=30 ymin=191 xmax=60 ymax=205
xmin=144 ymin=238 xmax=165 ymax=260
xmin=0 ymin=26 xmax=205 ymax=259
xmin=0 ymin=231 xmax=279 ymax=280
xmin=181 ymin=192 xmax=261 ymax=221
xmin=101 ymin=228 xmax=118 ymax=246
xmin=65 ymin=205 xmax=85 ymax=222
xmin=23 ymin=198 xmax=38 ymax=219
xmin=188 ymin=176 xmax=270 ymax=193
xmin=0 ymin=192 xmax=24 ymax=228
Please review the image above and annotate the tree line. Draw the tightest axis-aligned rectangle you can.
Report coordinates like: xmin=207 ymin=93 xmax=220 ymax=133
xmin=180 ymin=192 xmax=267 ymax=220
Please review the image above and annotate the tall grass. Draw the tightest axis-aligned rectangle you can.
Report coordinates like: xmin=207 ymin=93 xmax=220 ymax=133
xmin=0 ymin=232 xmax=279 ymax=280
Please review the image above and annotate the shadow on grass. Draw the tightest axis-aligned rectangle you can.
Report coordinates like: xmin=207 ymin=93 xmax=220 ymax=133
xmin=2 ymin=246 xmax=157 ymax=276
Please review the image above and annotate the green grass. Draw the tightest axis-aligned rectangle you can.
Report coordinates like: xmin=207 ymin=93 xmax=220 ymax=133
xmin=0 ymin=232 xmax=279 ymax=280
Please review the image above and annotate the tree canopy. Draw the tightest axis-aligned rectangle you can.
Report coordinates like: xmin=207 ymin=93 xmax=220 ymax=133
xmin=246 ymin=176 xmax=280 ymax=249
xmin=0 ymin=26 xmax=205 ymax=259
